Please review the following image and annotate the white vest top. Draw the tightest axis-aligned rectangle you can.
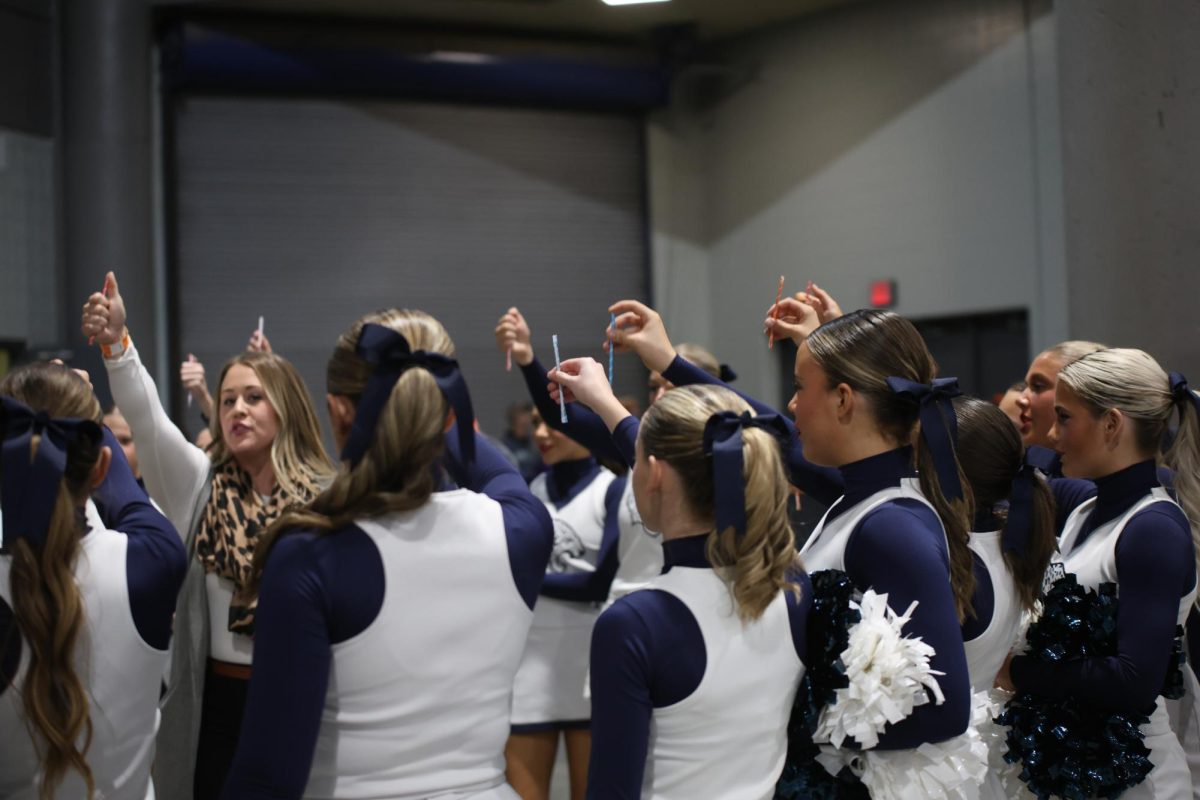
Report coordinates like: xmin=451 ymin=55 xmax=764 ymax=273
xmin=1057 ymin=488 xmax=1197 ymax=628
xmin=528 ymin=467 xmax=615 ymax=628
xmin=964 ymin=530 xmax=1022 ymax=692
xmin=642 ymin=567 xmax=804 ymax=800
xmin=0 ymin=527 xmax=167 ymax=800
xmin=607 ymin=479 xmax=664 ymax=607
xmin=304 ymin=490 xmax=533 ymax=800
xmin=800 ymin=478 xmax=941 ymax=572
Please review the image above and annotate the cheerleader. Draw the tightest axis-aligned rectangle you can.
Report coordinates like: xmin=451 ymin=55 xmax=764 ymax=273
xmin=81 ymin=273 xmax=335 ymax=800
xmin=221 ymin=309 xmax=553 ymax=799
xmin=549 ymin=357 xmax=810 ymax=799
xmin=952 ymin=396 xmax=1058 ymax=691
xmin=0 ymin=363 xmax=186 ymax=799
xmin=996 ymin=348 xmax=1199 ymax=798
xmin=506 ymin=408 xmax=623 ymax=800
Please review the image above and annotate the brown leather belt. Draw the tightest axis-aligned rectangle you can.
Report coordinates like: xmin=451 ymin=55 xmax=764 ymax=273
xmin=208 ymin=659 xmax=252 ymax=681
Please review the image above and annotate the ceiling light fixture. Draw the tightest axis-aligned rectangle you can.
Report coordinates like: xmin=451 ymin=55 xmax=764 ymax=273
xmin=601 ymin=0 xmax=671 ymax=6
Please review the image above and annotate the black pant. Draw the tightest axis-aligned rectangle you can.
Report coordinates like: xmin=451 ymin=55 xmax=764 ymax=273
xmin=193 ymin=668 xmax=249 ymax=800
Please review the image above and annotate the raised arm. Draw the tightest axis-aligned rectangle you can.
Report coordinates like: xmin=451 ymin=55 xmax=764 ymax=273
xmin=442 ymin=424 xmax=554 ymax=610
xmin=82 ymin=271 xmax=211 ymax=532
xmin=496 ymin=306 xmax=630 ymax=465
xmin=92 ymin=426 xmax=187 ymax=650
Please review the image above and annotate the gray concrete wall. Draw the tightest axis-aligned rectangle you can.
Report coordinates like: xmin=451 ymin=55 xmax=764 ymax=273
xmin=649 ymin=0 xmax=1068 ymax=407
xmin=1056 ymin=0 xmax=1200 ymax=376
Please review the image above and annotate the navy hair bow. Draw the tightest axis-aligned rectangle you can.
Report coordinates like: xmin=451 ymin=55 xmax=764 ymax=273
xmin=340 ymin=323 xmax=476 ymax=468
xmin=719 ymin=364 xmax=738 ymax=383
xmin=885 ymin=376 xmax=964 ymax=501
xmin=703 ymin=411 xmax=792 ymax=538
xmin=1169 ymin=373 xmax=1200 ymax=426
xmin=1 ymin=397 xmax=100 ymax=549
xmin=1003 ymin=462 xmax=1040 ymax=557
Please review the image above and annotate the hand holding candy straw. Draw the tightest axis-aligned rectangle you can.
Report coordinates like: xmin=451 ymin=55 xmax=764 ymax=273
xmin=606 ymin=300 xmax=676 ymax=374
xmin=81 ymin=271 xmax=127 ymax=349
xmin=494 ymin=307 xmax=534 ymax=368
xmin=766 ymin=276 xmax=785 ymax=349
xmin=87 ymin=274 xmax=113 ymax=346
xmin=764 ymin=291 xmax=822 ymax=346
xmin=548 ymin=357 xmax=632 ymax=433
xmin=608 ymin=312 xmax=617 ymax=384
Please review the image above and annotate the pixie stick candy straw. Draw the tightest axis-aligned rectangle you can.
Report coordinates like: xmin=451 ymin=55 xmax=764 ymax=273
xmin=552 ymin=334 xmax=567 ymax=423
xmin=767 ymin=275 xmax=785 ymax=349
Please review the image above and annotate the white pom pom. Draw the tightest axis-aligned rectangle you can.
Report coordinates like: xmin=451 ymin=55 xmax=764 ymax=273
xmin=854 ymin=690 xmax=991 ymax=800
xmin=813 ymin=589 xmax=946 ymax=749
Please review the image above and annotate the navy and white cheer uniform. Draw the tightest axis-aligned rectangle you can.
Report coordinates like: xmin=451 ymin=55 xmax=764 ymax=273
xmin=221 ymin=431 xmax=553 ymax=800
xmin=0 ymin=431 xmax=186 ymax=800
xmin=589 ymin=535 xmax=811 ymax=799
xmin=519 ymin=359 xmax=663 ymax=607
xmin=660 ymin=356 xmax=974 ymax=747
xmin=511 ymin=458 xmax=620 ymax=729
xmin=1012 ymin=460 xmax=1197 ymax=799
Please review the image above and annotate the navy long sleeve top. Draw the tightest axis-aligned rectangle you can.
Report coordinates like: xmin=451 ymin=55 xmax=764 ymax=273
xmin=1 ymin=427 xmax=186 ymax=694
xmin=221 ymin=431 xmax=553 ymax=800
xmin=587 ymin=535 xmax=812 ymax=799
xmin=538 ymin=458 xmax=627 ymax=604
xmin=1010 ymin=460 xmax=1196 ymax=712
xmin=661 ymin=357 xmax=984 ymax=690
xmin=821 ymin=447 xmax=973 ymax=748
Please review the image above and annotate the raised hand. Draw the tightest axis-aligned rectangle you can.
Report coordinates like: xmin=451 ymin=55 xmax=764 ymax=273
xmin=548 ymin=357 xmax=631 ymax=432
xmin=80 ymin=271 xmax=127 ymax=347
xmin=247 ymin=330 xmax=273 ymax=353
xmin=796 ymin=281 xmax=844 ymax=325
xmin=764 ymin=296 xmax=822 ymax=345
xmin=180 ymin=354 xmax=214 ymax=419
xmin=607 ymin=300 xmax=676 ymax=374
xmin=494 ymin=307 xmax=534 ymax=367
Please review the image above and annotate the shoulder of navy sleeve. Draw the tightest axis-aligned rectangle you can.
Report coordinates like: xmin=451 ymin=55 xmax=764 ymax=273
xmin=600 ymin=588 xmax=707 ymax=708
xmin=855 ymin=501 xmax=948 ymax=560
xmin=501 ymin=491 xmax=554 ymax=610
xmin=300 ymin=524 xmax=386 ymax=644
xmin=1117 ymin=504 xmax=1196 ymax=591
xmin=785 ymin=569 xmax=813 ymax=664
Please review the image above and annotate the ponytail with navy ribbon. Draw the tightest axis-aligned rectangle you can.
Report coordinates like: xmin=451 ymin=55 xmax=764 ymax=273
xmin=885 ymin=376 xmax=964 ymax=501
xmin=340 ymin=323 xmax=476 ymax=468
xmin=1002 ymin=462 xmax=1039 ymax=557
xmin=1169 ymin=373 xmax=1200 ymax=425
xmin=1 ymin=397 xmax=101 ymax=549
xmin=703 ymin=411 xmax=792 ymax=538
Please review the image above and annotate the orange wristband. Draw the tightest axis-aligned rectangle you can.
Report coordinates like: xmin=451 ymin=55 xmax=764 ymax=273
xmin=101 ymin=329 xmax=132 ymax=359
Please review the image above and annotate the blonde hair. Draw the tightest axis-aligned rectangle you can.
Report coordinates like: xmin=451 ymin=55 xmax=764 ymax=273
xmin=1059 ymin=348 xmax=1200 ymax=578
xmin=638 ymin=384 xmax=801 ymax=622
xmin=254 ymin=309 xmax=453 ymax=587
xmin=0 ymin=364 xmax=102 ymax=799
xmin=675 ymin=343 xmax=721 ymax=380
xmin=1043 ymin=340 xmax=1106 ymax=371
xmin=807 ymin=310 xmax=977 ymax=622
xmin=206 ymin=351 xmax=334 ymax=495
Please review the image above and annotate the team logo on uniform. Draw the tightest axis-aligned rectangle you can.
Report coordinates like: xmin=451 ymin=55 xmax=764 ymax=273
xmin=1041 ymin=561 xmax=1067 ymax=594
xmin=624 ymin=488 xmax=660 ymax=538
xmin=550 ymin=518 xmax=587 ymax=573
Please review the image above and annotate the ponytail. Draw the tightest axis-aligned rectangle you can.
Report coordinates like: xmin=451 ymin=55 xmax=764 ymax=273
xmin=640 ymin=385 xmax=801 ymax=623
xmin=1 ymin=364 xmax=104 ymax=799
xmin=914 ymin=441 xmax=976 ymax=623
xmin=1166 ymin=374 xmax=1200 ymax=585
xmin=254 ymin=310 xmax=457 ymax=590
xmin=952 ymin=395 xmax=1056 ymax=613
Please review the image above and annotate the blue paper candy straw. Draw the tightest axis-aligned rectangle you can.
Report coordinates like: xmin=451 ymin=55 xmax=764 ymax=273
xmin=552 ymin=334 xmax=568 ymax=423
